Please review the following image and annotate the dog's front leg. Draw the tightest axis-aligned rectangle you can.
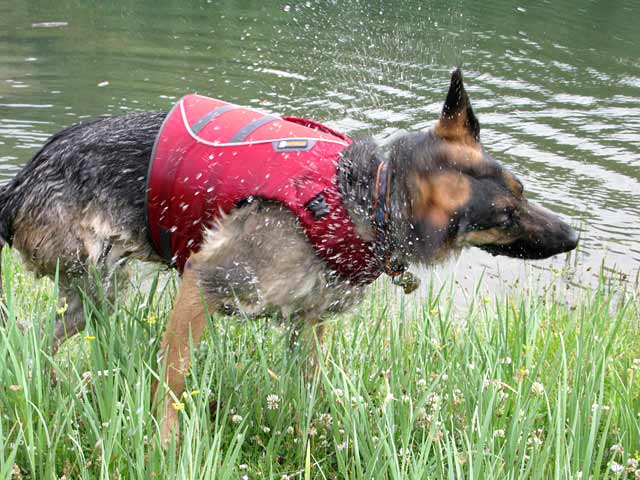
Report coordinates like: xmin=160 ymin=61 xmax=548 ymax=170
xmin=156 ymin=259 xmax=210 ymax=447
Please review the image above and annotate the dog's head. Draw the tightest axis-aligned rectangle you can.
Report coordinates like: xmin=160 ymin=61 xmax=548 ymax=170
xmin=395 ymin=68 xmax=578 ymax=262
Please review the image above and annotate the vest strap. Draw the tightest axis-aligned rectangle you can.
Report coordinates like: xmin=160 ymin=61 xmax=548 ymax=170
xmin=191 ymin=104 xmax=239 ymax=134
xmin=229 ymin=115 xmax=278 ymax=143
xmin=159 ymin=227 xmax=173 ymax=264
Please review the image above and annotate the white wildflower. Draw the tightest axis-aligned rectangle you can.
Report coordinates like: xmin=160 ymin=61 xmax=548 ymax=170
xmin=531 ymin=382 xmax=545 ymax=396
xmin=427 ymin=393 xmax=441 ymax=412
xmin=494 ymin=429 xmax=506 ymax=438
xmin=610 ymin=461 xmax=624 ymax=474
xmin=318 ymin=413 xmax=333 ymax=427
xmin=610 ymin=444 xmax=624 ymax=455
xmin=231 ymin=414 xmax=243 ymax=424
xmin=267 ymin=394 xmax=280 ymax=410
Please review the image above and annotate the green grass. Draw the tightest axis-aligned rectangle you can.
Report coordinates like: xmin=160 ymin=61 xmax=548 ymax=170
xmin=0 ymin=250 xmax=639 ymax=480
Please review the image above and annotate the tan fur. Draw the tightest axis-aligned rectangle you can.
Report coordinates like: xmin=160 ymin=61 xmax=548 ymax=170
xmin=431 ymin=172 xmax=471 ymax=213
xmin=434 ymin=116 xmax=477 ymax=146
xmin=13 ymin=202 xmax=155 ymax=279
xmin=195 ymin=203 xmax=365 ymax=318
xmin=410 ymin=172 xmax=471 ymax=229
xmin=438 ymin=142 xmax=484 ymax=169
xmin=503 ymin=172 xmax=524 ymax=198
xmin=461 ymin=228 xmax=515 ymax=247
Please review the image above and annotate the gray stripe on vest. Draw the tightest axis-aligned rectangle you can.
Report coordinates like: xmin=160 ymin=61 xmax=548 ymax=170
xmin=229 ymin=115 xmax=278 ymax=143
xmin=191 ymin=104 xmax=238 ymax=134
xmin=159 ymin=227 xmax=173 ymax=264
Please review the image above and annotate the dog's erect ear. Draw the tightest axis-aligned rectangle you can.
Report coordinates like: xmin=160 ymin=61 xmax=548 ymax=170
xmin=435 ymin=68 xmax=480 ymax=144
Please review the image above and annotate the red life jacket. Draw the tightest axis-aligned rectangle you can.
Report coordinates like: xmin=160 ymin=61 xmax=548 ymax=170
xmin=146 ymin=94 xmax=382 ymax=284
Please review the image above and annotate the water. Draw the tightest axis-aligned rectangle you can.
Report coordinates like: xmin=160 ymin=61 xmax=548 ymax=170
xmin=1 ymin=0 xmax=639 ymax=292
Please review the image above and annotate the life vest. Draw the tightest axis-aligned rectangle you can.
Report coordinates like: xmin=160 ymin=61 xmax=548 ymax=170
xmin=146 ymin=94 xmax=382 ymax=284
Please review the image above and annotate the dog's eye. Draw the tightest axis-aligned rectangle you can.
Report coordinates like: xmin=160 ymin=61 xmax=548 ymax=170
xmin=497 ymin=209 xmax=516 ymax=228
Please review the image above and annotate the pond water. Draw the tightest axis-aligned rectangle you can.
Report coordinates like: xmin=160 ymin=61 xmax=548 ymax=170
xmin=1 ymin=0 xmax=639 ymax=294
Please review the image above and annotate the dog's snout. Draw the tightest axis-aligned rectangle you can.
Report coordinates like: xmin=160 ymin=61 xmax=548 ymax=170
xmin=560 ymin=226 xmax=579 ymax=253
xmin=476 ymin=204 xmax=579 ymax=260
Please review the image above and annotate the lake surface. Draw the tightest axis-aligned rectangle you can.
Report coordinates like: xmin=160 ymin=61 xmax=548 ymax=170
xmin=1 ymin=0 xmax=639 ymax=294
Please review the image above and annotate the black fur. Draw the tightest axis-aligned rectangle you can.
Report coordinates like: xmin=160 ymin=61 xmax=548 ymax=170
xmin=0 ymin=112 xmax=166 ymax=246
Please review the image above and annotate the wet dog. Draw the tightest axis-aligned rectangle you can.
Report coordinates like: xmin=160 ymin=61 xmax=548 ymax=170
xmin=0 ymin=69 xmax=578 ymax=444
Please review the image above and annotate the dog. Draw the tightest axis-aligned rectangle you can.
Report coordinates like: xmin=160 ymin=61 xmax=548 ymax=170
xmin=0 ymin=68 xmax=578 ymax=444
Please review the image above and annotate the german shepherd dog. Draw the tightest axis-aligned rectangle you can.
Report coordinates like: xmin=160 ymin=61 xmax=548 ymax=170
xmin=0 ymin=69 xmax=577 ymax=444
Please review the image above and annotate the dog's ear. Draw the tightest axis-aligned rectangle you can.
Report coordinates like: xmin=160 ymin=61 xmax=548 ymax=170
xmin=435 ymin=68 xmax=480 ymax=144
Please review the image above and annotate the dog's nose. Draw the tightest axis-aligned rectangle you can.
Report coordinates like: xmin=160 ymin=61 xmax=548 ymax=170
xmin=561 ymin=227 xmax=579 ymax=252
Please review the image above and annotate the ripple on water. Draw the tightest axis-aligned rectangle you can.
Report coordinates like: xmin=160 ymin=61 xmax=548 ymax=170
xmin=0 ymin=119 xmax=52 ymax=150
xmin=549 ymin=93 xmax=597 ymax=106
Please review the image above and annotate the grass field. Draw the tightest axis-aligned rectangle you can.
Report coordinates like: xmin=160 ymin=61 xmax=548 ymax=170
xmin=0 ymin=251 xmax=639 ymax=479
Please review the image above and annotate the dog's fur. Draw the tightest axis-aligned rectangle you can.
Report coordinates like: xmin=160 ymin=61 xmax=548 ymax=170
xmin=0 ymin=69 xmax=577 ymax=444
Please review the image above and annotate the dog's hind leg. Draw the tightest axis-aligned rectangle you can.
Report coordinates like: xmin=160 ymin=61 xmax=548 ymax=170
xmin=51 ymin=260 xmax=129 ymax=355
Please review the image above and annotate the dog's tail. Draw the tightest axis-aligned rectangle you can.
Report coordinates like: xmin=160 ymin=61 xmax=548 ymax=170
xmin=0 ymin=182 xmax=12 ymax=243
xmin=0 ymin=181 xmax=16 ymax=314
